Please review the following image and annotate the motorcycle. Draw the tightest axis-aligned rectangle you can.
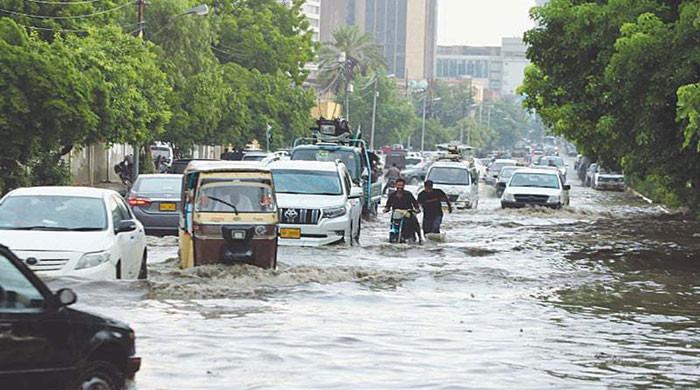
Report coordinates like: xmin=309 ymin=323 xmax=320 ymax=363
xmin=389 ymin=209 xmax=423 ymax=244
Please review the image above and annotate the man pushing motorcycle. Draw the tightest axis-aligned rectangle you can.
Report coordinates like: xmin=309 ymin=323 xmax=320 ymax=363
xmin=384 ymin=178 xmax=421 ymax=243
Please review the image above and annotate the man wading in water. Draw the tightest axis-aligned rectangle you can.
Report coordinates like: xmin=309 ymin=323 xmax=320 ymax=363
xmin=417 ymin=180 xmax=452 ymax=234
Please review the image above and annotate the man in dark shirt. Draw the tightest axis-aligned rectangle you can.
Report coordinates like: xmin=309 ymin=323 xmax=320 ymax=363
xmin=384 ymin=178 xmax=421 ymax=241
xmin=417 ymin=180 xmax=452 ymax=234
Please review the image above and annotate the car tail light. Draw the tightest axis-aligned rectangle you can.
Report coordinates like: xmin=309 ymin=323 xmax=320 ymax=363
xmin=128 ymin=196 xmax=152 ymax=207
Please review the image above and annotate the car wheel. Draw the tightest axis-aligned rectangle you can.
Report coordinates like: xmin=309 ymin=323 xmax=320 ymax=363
xmin=115 ymin=260 xmax=122 ymax=280
xmin=138 ymin=250 xmax=148 ymax=280
xmin=79 ymin=360 xmax=123 ymax=390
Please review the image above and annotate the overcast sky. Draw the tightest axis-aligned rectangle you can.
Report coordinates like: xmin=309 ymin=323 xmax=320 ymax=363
xmin=438 ymin=0 xmax=537 ymax=46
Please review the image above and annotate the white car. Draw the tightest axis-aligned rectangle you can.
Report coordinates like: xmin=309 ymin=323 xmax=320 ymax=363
xmin=501 ymin=168 xmax=571 ymax=209
xmin=421 ymin=162 xmax=479 ymax=209
xmin=593 ymin=169 xmax=625 ymax=191
xmin=0 ymin=187 xmax=147 ymax=280
xmin=270 ymin=160 xmax=363 ymax=246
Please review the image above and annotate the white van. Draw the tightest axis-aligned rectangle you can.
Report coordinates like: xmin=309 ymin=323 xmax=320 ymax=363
xmin=421 ymin=162 xmax=479 ymax=209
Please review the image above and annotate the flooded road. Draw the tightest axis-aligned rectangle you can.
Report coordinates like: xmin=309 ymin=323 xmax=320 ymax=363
xmin=49 ymin=173 xmax=700 ymax=389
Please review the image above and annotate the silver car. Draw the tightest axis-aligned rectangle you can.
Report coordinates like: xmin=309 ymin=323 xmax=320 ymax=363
xmin=127 ymin=174 xmax=182 ymax=236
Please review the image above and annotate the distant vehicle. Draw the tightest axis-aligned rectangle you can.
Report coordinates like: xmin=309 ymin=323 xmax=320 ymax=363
xmin=128 ymin=174 xmax=183 ymax=236
xmin=511 ymin=146 xmax=531 ymax=166
xmin=270 ymin=160 xmax=362 ymax=246
xmin=384 ymin=148 xmax=408 ymax=170
xmin=401 ymin=161 xmax=432 ymax=185
xmin=0 ymin=245 xmax=141 ymax=389
xmin=486 ymin=159 xmax=518 ymax=186
xmin=149 ymin=142 xmax=173 ymax=168
xmin=495 ymin=166 xmax=520 ymax=197
xmin=501 ymin=168 xmax=571 ymax=209
xmin=585 ymin=163 xmax=599 ymax=187
xmin=422 ymin=161 xmax=479 ymax=209
xmin=0 ymin=187 xmax=148 ymax=280
xmin=405 ymin=155 xmax=423 ymax=168
xmin=242 ymin=151 xmax=273 ymax=162
xmin=543 ymin=136 xmax=557 ymax=148
xmin=533 ymin=155 xmax=567 ymax=181
xmin=593 ymin=168 xmax=625 ymax=191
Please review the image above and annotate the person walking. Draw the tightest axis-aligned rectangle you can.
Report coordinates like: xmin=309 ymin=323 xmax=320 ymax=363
xmin=417 ymin=180 xmax=452 ymax=234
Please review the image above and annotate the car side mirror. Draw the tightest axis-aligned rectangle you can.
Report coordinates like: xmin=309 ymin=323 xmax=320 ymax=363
xmin=350 ymin=186 xmax=363 ymax=199
xmin=563 ymin=184 xmax=571 ymax=191
xmin=115 ymin=220 xmax=137 ymax=234
xmin=56 ymin=288 xmax=77 ymax=307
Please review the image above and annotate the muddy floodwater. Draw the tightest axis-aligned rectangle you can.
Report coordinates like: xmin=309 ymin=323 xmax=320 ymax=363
xmin=49 ymin=174 xmax=700 ymax=389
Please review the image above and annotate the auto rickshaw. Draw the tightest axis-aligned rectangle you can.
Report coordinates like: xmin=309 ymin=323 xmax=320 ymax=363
xmin=178 ymin=161 xmax=278 ymax=269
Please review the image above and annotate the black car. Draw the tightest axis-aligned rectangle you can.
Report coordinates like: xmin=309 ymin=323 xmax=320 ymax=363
xmin=0 ymin=245 xmax=140 ymax=390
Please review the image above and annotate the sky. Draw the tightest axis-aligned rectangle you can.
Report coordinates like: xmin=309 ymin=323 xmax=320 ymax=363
xmin=438 ymin=0 xmax=537 ymax=46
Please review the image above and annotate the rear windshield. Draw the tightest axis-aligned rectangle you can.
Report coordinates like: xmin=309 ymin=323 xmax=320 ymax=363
xmin=427 ymin=167 xmax=470 ymax=186
xmin=134 ymin=176 xmax=182 ymax=195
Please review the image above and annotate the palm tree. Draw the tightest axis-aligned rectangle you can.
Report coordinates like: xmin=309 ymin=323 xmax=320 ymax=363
xmin=318 ymin=26 xmax=385 ymax=121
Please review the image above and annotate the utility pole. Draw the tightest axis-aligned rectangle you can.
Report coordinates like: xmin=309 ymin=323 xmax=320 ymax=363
xmin=487 ymin=106 xmax=492 ymax=130
xmin=370 ymin=78 xmax=378 ymax=150
xmin=131 ymin=0 xmax=146 ymax=181
xmin=421 ymin=94 xmax=427 ymax=152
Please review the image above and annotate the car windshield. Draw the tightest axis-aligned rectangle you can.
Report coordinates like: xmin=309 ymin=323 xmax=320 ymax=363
xmin=427 ymin=167 xmax=470 ymax=185
xmin=490 ymin=162 xmax=513 ymax=173
xmin=292 ymin=149 xmax=359 ymax=179
xmin=272 ymin=170 xmax=342 ymax=195
xmin=195 ymin=180 xmax=276 ymax=213
xmin=509 ymin=173 xmax=561 ymax=189
xmin=0 ymin=196 xmax=107 ymax=231
xmin=133 ymin=176 xmax=182 ymax=196
xmin=0 ymin=254 xmax=45 ymax=312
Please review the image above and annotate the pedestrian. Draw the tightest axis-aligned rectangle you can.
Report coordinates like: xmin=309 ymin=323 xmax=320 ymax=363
xmin=383 ymin=163 xmax=401 ymax=194
xmin=417 ymin=180 xmax=452 ymax=234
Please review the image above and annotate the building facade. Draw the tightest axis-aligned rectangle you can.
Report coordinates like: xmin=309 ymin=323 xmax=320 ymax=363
xmin=436 ymin=37 xmax=529 ymax=97
xmin=303 ymin=0 xmax=322 ymax=42
xmin=319 ymin=0 xmax=437 ymax=81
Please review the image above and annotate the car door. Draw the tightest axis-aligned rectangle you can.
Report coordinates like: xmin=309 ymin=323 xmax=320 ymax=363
xmin=118 ymin=196 xmax=146 ymax=277
xmin=0 ymin=249 xmax=77 ymax=389
xmin=109 ymin=196 xmax=140 ymax=279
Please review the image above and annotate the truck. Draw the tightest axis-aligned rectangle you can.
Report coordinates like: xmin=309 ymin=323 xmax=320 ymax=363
xmin=290 ymin=118 xmax=382 ymax=218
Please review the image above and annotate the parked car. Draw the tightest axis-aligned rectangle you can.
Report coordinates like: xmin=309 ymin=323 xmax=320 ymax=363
xmin=495 ymin=166 xmax=520 ymax=197
xmin=593 ymin=168 xmax=625 ymax=191
xmin=422 ymin=162 xmax=479 ymax=209
xmin=585 ymin=163 xmax=599 ymax=187
xmin=501 ymin=168 xmax=571 ymax=209
xmin=0 ymin=245 xmax=140 ymax=389
xmin=270 ymin=160 xmax=363 ymax=246
xmin=127 ymin=174 xmax=183 ymax=236
xmin=0 ymin=187 xmax=148 ymax=280
xmin=486 ymin=159 xmax=518 ymax=186
xmin=401 ymin=161 xmax=432 ymax=185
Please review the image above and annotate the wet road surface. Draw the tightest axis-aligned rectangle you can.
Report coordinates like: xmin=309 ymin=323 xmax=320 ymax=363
xmin=49 ymin=173 xmax=700 ymax=389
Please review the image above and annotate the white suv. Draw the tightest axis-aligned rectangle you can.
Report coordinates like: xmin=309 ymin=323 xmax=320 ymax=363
xmin=501 ymin=168 xmax=571 ymax=209
xmin=270 ymin=160 xmax=363 ymax=246
xmin=421 ymin=162 xmax=479 ymax=209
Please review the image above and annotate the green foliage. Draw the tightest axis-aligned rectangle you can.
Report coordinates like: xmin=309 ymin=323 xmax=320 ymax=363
xmin=522 ymin=0 xmax=700 ymax=209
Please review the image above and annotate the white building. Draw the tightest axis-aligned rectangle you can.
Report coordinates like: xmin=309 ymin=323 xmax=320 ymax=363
xmin=500 ymin=37 xmax=529 ymax=96
xmin=303 ymin=0 xmax=321 ymax=42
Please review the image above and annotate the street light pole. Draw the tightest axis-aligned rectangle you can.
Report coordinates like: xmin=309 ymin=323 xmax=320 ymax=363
xmin=421 ymin=95 xmax=427 ymax=152
xmin=370 ymin=78 xmax=378 ymax=150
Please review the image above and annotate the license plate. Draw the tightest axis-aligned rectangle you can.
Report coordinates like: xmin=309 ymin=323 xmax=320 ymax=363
xmin=280 ymin=228 xmax=301 ymax=239
xmin=159 ymin=202 xmax=176 ymax=211
xmin=230 ymin=230 xmax=247 ymax=240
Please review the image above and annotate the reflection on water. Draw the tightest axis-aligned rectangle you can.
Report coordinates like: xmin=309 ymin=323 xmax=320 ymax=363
xmin=47 ymin=178 xmax=700 ymax=389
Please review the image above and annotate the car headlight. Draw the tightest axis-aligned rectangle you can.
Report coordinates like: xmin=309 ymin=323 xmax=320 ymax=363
xmin=75 ymin=251 xmax=111 ymax=270
xmin=547 ymin=195 xmax=560 ymax=203
xmin=322 ymin=206 xmax=347 ymax=219
xmin=503 ymin=193 xmax=515 ymax=201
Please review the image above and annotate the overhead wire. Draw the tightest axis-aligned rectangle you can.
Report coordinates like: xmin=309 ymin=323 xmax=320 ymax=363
xmin=23 ymin=0 xmax=106 ymax=5
xmin=0 ymin=1 xmax=132 ymax=20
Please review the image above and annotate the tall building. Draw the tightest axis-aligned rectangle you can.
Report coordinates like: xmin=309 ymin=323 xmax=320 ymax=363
xmin=436 ymin=37 xmax=529 ymax=97
xmin=535 ymin=0 xmax=549 ymax=6
xmin=500 ymin=37 xmax=529 ymax=95
xmin=319 ymin=0 xmax=438 ymax=81
xmin=302 ymin=0 xmax=322 ymax=42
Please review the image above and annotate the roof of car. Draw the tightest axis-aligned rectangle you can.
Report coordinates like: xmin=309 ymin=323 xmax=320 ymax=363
xmin=184 ymin=160 xmax=270 ymax=173
xmin=493 ymin=159 xmax=518 ymax=163
xmin=135 ymin=173 xmax=183 ymax=179
xmin=430 ymin=161 xmax=469 ymax=169
xmin=268 ymin=160 xmax=341 ymax=172
xmin=511 ymin=167 xmax=561 ymax=175
xmin=7 ymin=186 xmax=116 ymax=198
